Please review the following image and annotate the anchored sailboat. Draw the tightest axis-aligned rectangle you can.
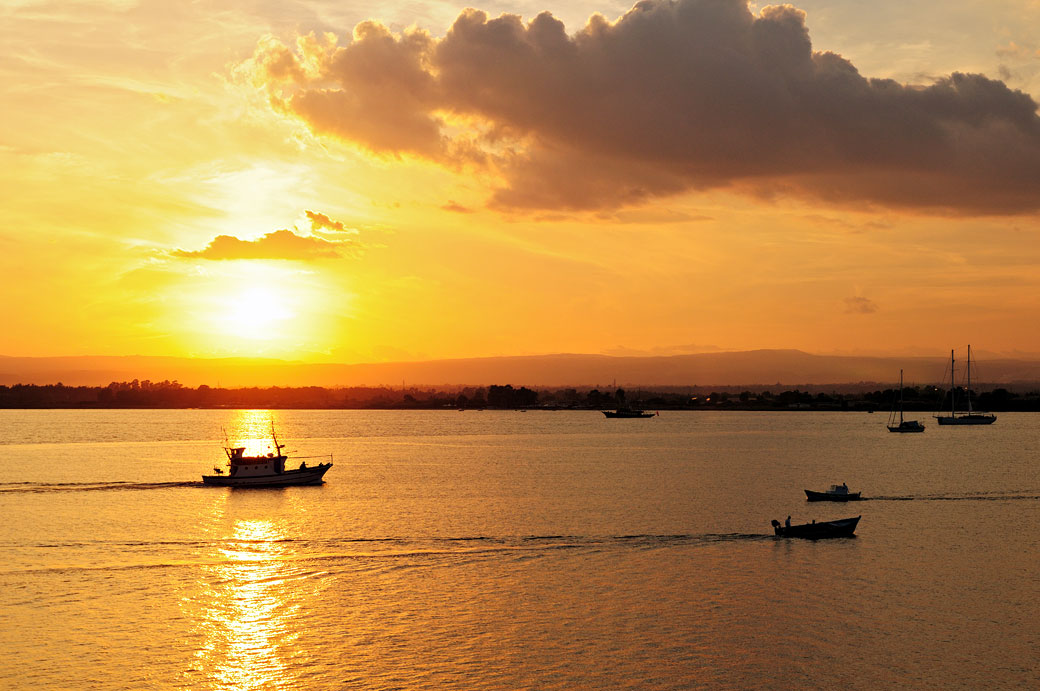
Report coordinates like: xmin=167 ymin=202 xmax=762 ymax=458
xmin=935 ymin=345 xmax=996 ymax=426
xmin=887 ymin=369 xmax=924 ymax=433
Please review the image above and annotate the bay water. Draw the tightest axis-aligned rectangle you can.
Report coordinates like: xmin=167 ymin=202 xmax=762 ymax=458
xmin=1 ymin=409 xmax=1038 ymax=689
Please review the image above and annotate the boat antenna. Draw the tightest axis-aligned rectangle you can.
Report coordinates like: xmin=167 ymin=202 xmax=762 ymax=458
xmin=270 ymin=421 xmax=284 ymax=455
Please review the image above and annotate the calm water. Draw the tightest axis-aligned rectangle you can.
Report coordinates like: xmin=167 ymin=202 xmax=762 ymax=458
xmin=2 ymin=409 xmax=1038 ymax=689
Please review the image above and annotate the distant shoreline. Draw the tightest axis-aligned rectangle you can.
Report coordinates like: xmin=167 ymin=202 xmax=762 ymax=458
xmin=2 ymin=380 xmax=1037 ymax=412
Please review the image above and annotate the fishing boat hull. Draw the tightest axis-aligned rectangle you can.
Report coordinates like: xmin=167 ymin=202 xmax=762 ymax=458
xmin=804 ymin=489 xmax=862 ymax=502
xmin=202 ymin=463 xmax=332 ymax=487
xmin=772 ymin=516 xmax=860 ymax=539
xmin=936 ymin=414 xmax=996 ymax=425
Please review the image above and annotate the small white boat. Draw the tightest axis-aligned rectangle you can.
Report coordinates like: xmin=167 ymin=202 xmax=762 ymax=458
xmin=202 ymin=427 xmax=332 ymax=487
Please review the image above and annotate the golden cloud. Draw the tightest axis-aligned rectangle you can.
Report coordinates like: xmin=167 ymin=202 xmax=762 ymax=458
xmin=173 ymin=229 xmax=347 ymax=260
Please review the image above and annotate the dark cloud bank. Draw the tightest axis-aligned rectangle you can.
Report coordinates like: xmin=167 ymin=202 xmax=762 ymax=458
xmin=251 ymin=0 xmax=1040 ymax=214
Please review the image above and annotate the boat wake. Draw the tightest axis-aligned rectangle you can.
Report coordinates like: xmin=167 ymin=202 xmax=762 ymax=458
xmin=867 ymin=492 xmax=1040 ymax=502
xmin=7 ymin=532 xmax=777 ymax=577
xmin=0 ymin=481 xmax=203 ymax=494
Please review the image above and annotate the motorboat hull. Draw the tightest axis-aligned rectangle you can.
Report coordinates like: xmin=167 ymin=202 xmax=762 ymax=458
xmin=602 ymin=410 xmax=656 ymax=418
xmin=202 ymin=463 xmax=332 ymax=487
xmin=804 ymin=489 xmax=862 ymax=502
xmin=772 ymin=515 xmax=860 ymax=539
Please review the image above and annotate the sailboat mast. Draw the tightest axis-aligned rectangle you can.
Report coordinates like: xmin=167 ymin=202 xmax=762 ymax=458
xmin=899 ymin=369 xmax=904 ymax=424
xmin=950 ymin=349 xmax=956 ymax=417
xmin=966 ymin=345 xmax=973 ymax=413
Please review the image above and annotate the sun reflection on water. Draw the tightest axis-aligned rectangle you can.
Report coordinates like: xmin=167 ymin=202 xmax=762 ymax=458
xmin=224 ymin=409 xmax=281 ymax=458
xmin=188 ymin=516 xmax=304 ymax=690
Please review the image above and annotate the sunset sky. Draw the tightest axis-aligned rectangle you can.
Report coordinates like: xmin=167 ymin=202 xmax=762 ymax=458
xmin=3 ymin=0 xmax=1040 ymax=363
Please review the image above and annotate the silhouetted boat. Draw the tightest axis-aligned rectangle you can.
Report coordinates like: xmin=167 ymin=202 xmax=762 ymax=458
xmin=804 ymin=484 xmax=861 ymax=502
xmin=602 ymin=407 xmax=657 ymax=418
xmin=202 ymin=426 xmax=333 ymax=487
xmin=771 ymin=516 xmax=860 ymax=539
xmin=888 ymin=369 xmax=925 ymax=433
xmin=935 ymin=346 xmax=996 ymax=426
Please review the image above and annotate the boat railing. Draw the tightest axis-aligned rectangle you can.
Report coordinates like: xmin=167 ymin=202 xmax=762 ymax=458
xmin=293 ymin=453 xmax=335 ymax=465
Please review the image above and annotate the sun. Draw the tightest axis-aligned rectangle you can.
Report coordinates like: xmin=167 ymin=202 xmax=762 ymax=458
xmin=168 ymin=260 xmax=343 ymax=358
xmin=219 ymin=284 xmax=295 ymax=341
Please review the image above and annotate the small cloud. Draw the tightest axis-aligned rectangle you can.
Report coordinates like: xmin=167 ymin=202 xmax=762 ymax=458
xmin=844 ymin=296 xmax=879 ymax=314
xmin=173 ymin=229 xmax=348 ymax=260
xmin=442 ymin=200 xmax=474 ymax=213
xmin=305 ymin=209 xmax=345 ymax=232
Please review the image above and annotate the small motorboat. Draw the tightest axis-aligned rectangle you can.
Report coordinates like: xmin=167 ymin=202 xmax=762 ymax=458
xmin=602 ymin=407 xmax=657 ymax=418
xmin=804 ymin=484 xmax=861 ymax=502
xmin=771 ymin=515 xmax=860 ymax=539
xmin=202 ymin=426 xmax=333 ymax=487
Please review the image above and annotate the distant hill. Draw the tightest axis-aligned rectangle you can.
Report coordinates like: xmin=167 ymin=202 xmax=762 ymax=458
xmin=3 ymin=350 xmax=1040 ymax=389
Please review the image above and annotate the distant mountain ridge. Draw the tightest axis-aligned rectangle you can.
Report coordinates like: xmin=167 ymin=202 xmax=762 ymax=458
xmin=3 ymin=350 xmax=1040 ymax=389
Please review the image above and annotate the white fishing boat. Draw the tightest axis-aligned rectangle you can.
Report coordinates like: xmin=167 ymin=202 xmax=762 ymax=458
xmin=935 ymin=346 xmax=996 ymax=426
xmin=202 ymin=426 xmax=333 ymax=487
xmin=888 ymin=369 xmax=924 ymax=433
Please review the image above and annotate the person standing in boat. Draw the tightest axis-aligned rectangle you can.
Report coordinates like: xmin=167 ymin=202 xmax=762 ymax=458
xmin=785 ymin=516 xmax=791 ymax=529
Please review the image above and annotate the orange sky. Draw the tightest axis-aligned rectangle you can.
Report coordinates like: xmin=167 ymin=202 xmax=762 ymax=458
xmin=2 ymin=1 xmax=1040 ymax=363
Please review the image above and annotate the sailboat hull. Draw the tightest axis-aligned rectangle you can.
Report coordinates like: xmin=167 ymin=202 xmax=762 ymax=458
xmin=887 ymin=369 xmax=924 ymax=432
xmin=936 ymin=347 xmax=997 ymax=426
xmin=936 ymin=415 xmax=996 ymax=425
xmin=888 ymin=422 xmax=925 ymax=433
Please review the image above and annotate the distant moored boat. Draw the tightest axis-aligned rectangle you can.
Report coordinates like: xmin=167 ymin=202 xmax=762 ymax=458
xmin=888 ymin=368 xmax=925 ymax=433
xmin=602 ymin=407 xmax=657 ymax=418
xmin=935 ymin=346 xmax=996 ymax=426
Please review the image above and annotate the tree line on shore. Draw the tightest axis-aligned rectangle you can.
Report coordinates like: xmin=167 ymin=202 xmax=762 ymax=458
xmin=2 ymin=380 xmax=1039 ymax=411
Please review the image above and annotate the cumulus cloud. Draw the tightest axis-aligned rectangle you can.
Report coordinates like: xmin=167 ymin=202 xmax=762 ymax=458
xmin=244 ymin=0 xmax=1040 ymax=214
xmin=844 ymin=296 xmax=878 ymax=314
xmin=173 ymin=228 xmax=347 ymax=260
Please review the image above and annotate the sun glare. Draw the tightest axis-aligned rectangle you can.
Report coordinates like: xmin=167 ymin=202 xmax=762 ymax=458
xmin=219 ymin=284 xmax=295 ymax=341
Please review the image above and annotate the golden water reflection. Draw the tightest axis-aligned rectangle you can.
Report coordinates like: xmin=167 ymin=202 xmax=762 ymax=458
xmin=189 ymin=516 xmax=304 ymax=690
xmin=224 ymin=409 xmax=281 ymax=458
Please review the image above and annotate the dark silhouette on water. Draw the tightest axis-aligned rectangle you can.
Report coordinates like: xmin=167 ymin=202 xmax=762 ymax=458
xmin=935 ymin=346 xmax=996 ymax=425
xmin=805 ymin=483 xmax=862 ymax=502
xmin=771 ymin=515 xmax=860 ymax=539
xmin=602 ymin=407 xmax=657 ymax=418
xmin=888 ymin=368 xmax=925 ymax=432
